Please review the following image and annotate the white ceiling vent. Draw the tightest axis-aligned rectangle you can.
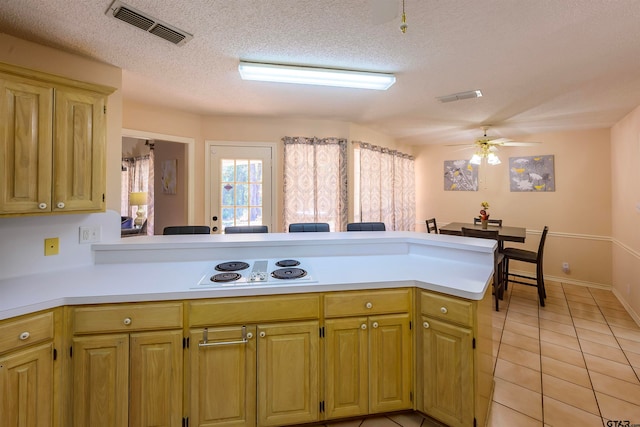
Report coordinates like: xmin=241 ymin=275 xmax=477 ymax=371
xmin=106 ymin=1 xmax=192 ymax=46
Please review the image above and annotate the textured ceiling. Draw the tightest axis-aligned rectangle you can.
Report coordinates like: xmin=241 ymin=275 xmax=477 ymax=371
xmin=2 ymin=0 xmax=640 ymax=145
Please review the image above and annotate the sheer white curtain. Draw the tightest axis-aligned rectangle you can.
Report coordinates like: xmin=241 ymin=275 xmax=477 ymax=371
xmin=283 ymin=136 xmax=347 ymax=231
xmin=356 ymin=142 xmax=415 ymax=231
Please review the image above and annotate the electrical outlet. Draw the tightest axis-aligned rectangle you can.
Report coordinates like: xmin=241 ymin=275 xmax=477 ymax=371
xmin=44 ymin=237 xmax=59 ymax=256
xmin=79 ymin=226 xmax=101 ymax=243
xmin=562 ymin=262 xmax=570 ymax=273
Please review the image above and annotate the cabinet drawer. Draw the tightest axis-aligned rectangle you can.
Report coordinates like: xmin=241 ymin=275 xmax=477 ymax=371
xmin=421 ymin=292 xmax=473 ymax=326
xmin=189 ymin=294 xmax=320 ymax=326
xmin=0 ymin=311 xmax=54 ymax=354
xmin=73 ymin=302 xmax=183 ymax=334
xmin=324 ymin=289 xmax=411 ymax=318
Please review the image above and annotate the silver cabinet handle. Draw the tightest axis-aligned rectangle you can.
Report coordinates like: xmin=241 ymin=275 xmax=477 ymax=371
xmin=123 ymin=317 xmax=132 ymax=325
xmin=19 ymin=331 xmax=30 ymax=340
xmin=38 ymin=203 xmax=47 ymax=210
xmin=365 ymin=302 xmax=373 ymax=309
xmin=423 ymin=321 xmax=430 ymax=329
xmin=56 ymin=202 xmax=65 ymax=209
xmin=440 ymin=306 xmax=448 ymax=314
xmin=361 ymin=324 xmax=367 ymax=330
xmin=199 ymin=326 xmax=251 ymax=347
xmin=372 ymin=322 xmax=379 ymax=329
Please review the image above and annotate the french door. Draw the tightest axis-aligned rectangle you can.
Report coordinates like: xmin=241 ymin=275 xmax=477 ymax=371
xmin=208 ymin=144 xmax=273 ymax=233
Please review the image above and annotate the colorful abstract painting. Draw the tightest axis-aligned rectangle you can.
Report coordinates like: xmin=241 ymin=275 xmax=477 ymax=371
xmin=509 ymin=155 xmax=555 ymax=192
xmin=161 ymin=159 xmax=177 ymax=194
xmin=444 ymin=160 xmax=478 ymax=191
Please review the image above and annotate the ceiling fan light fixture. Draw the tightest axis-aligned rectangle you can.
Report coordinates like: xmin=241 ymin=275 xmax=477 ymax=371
xmin=469 ymin=153 xmax=482 ymax=165
xmin=487 ymin=152 xmax=501 ymax=165
xmin=238 ymin=61 xmax=396 ymax=90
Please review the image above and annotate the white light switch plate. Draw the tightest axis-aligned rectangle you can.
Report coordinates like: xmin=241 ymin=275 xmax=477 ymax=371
xmin=79 ymin=225 xmax=101 ymax=243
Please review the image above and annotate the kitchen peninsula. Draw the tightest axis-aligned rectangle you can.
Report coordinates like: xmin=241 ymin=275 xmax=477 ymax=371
xmin=0 ymin=232 xmax=496 ymax=427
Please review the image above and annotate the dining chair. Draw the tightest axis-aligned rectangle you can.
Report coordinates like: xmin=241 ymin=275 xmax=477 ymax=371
xmin=224 ymin=225 xmax=269 ymax=234
xmin=461 ymin=227 xmax=505 ymax=311
xmin=163 ymin=225 xmax=211 ymax=235
xmin=473 ymin=218 xmax=503 ymax=227
xmin=425 ymin=218 xmax=438 ymax=234
xmin=502 ymin=226 xmax=549 ymax=307
xmin=346 ymin=222 xmax=386 ymax=231
xmin=288 ymin=223 xmax=330 ymax=232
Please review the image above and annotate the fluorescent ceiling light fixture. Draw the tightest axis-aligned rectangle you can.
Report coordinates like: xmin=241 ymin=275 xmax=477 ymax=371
xmin=437 ymin=89 xmax=483 ymax=103
xmin=238 ymin=61 xmax=396 ymax=90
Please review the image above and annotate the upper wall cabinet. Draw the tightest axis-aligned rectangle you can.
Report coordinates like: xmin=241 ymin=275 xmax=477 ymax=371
xmin=0 ymin=62 xmax=115 ymax=216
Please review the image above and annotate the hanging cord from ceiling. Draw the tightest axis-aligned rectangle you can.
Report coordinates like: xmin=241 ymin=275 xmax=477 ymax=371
xmin=400 ymin=0 xmax=407 ymax=33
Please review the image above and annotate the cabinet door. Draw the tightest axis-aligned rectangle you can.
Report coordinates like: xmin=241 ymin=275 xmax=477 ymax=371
xmin=324 ymin=317 xmax=368 ymax=419
xmin=189 ymin=326 xmax=256 ymax=427
xmin=420 ymin=316 xmax=473 ymax=427
xmin=72 ymin=334 xmax=129 ymax=427
xmin=0 ymin=77 xmax=53 ymax=214
xmin=0 ymin=343 xmax=53 ymax=427
xmin=130 ymin=330 xmax=183 ymax=427
xmin=257 ymin=321 xmax=319 ymax=427
xmin=53 ymin=88 xmax=106 ymax=212
xmin=369 ymin=313 xmax=412 ymax=414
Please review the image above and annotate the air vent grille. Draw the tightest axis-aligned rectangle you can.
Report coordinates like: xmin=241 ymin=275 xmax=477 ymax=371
xmin=106 ymin=0 xmax=192 ymax=46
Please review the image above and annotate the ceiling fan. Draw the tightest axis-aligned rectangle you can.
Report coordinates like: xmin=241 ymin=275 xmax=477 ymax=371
xmin=449 ymin=126 xmax=541 ymax=165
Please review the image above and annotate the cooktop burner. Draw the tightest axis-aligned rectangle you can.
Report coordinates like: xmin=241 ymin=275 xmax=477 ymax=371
xmin=196 ymin=259 xmax=316 ymax=288
xmin=271 ymin=267 xmax=307 ymax=280
xmin=275 ymin=259 xmax=300 ymax=267
xmin=215 ymin=261 xmax=250 ymax=272
xmin=211 ymin=272 xmax=243 ymax=282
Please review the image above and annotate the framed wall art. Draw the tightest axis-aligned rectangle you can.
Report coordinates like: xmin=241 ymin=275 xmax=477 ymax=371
xmin=444 ymin=160 xmax=478 ymax=191
xmin=509 ymin=155 xmax=555 ymax=192
xmin=161 ymin=159 xmax=177 ymax=194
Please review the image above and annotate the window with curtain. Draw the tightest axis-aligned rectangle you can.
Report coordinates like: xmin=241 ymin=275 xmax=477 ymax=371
xmin=121 ymin=149 xmax=155 ymax=235
xmin=354 ymin=142 xmax=415 ymax=231
xmin=282 ymin=136 xmax=347 ymax=231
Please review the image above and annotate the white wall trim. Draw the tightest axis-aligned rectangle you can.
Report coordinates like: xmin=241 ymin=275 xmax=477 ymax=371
xmin=612 ymin=237 xmax=640 ymax=259
xmin=612 ymin=287 xmax=640 ymax=327
xmin=122 ymin=129 xmax=195 ymax=225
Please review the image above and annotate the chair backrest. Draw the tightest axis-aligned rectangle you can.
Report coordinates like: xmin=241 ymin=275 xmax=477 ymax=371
xmin=473 ymin=218 xmax=503 ymax=227
xmin=461 ymin=227 xmax=499 ymax=241
xmin=163 ymin=225 xmax=210 ymax=235
xmin=288 ymin=223 xmax=330 ymax=232
xmin=225 ymin=225 xmax=269 ymax=234
xmin=536 ymin=226 xmax=550 ymax=261
xmin=346 ymin=222 xmax=386 ymax=231
xmin=425 ymin=218 xmax=438 ymax=234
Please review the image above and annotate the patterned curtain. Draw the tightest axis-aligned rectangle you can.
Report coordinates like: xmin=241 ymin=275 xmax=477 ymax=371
xmin=121 ymin=152 xmax=154 ymax=235
xmin=356 ymin=142 xmax=415 ymax=231
xmin=283 ymin=136 xmax=347 ymax=231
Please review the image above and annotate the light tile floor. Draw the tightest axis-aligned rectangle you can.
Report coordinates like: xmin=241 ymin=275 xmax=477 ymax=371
xmin=319 ymin=281 xmax=640 ymax=427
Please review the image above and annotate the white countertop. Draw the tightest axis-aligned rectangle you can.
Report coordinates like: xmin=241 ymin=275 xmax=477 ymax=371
xmin=0 ymin=232 xmax=495 ymax=320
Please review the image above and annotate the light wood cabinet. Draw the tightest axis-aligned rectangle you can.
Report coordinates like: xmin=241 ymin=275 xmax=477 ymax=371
xmin=416 ymin=289 xmax=493 ymax=427
xmin=0 ymin=310 xmax=57 ymax=427
xmin=324 ymin=289 xmax=412 ymax=419
xmin=0 ymin=62 xmax=114 ymax=216
xmin=188 ymin=295 xmax=321 ymax=427
xmin=70 ymin=303 xmax=184 ymax=427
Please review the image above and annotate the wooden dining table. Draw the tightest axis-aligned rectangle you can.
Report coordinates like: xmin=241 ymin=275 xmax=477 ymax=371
xmin=438 ymin=222 xmax=527 ymax=243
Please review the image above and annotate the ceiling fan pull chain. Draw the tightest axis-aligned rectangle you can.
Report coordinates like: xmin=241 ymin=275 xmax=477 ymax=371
xmin=400 ymin=0 xmax=407 ymax=33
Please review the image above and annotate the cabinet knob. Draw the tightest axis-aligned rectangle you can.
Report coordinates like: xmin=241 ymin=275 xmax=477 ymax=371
xmin=365 ymin=302 xmax=373 ymax=309
xmin=259 ymin=331 xmax=266 ymax=338
xmin=372 ymin=322 xmax=379 ymax=329
xmin=440 ymin=306 xmax=448 ymax=314
xmin=361 ymin=324 xmax=367 ymax=330
xmin=38 ymin=203 xmax=47 ymax=210
xmin=123 ymin=317 xmax=132 ymax=325
xmin=423 ymin=321 xmax=430 ymax=329
xmin=19 ymin=331 xmax=30 ymax=340
xmin=56 ymin=202 xmax=65 ymax=209
xmin=246 ymin=332 xmax=253 ymax=340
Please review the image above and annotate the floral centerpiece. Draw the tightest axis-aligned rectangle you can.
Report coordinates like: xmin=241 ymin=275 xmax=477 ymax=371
xmin=479 ymin=201 xmax=490 ymax=228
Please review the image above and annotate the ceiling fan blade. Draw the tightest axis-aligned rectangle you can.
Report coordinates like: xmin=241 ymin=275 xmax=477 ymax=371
xmin=501 ymin=141 xmax=542 ymax=146
xmin=445 ymin=143 xmax=476 ymax=147
xmin=486 ymin=137 xmax=510 ymax=145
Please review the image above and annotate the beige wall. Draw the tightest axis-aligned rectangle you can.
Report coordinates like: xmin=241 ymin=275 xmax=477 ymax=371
xmin=611 ymin=105 xmax=640 ymax=320
xmin=414 ymin=129 xmax=613 ymax=289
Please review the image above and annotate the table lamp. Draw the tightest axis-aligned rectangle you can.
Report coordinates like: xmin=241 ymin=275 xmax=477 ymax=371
xmin=129 ymin=191 xmax=148 ymax=228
